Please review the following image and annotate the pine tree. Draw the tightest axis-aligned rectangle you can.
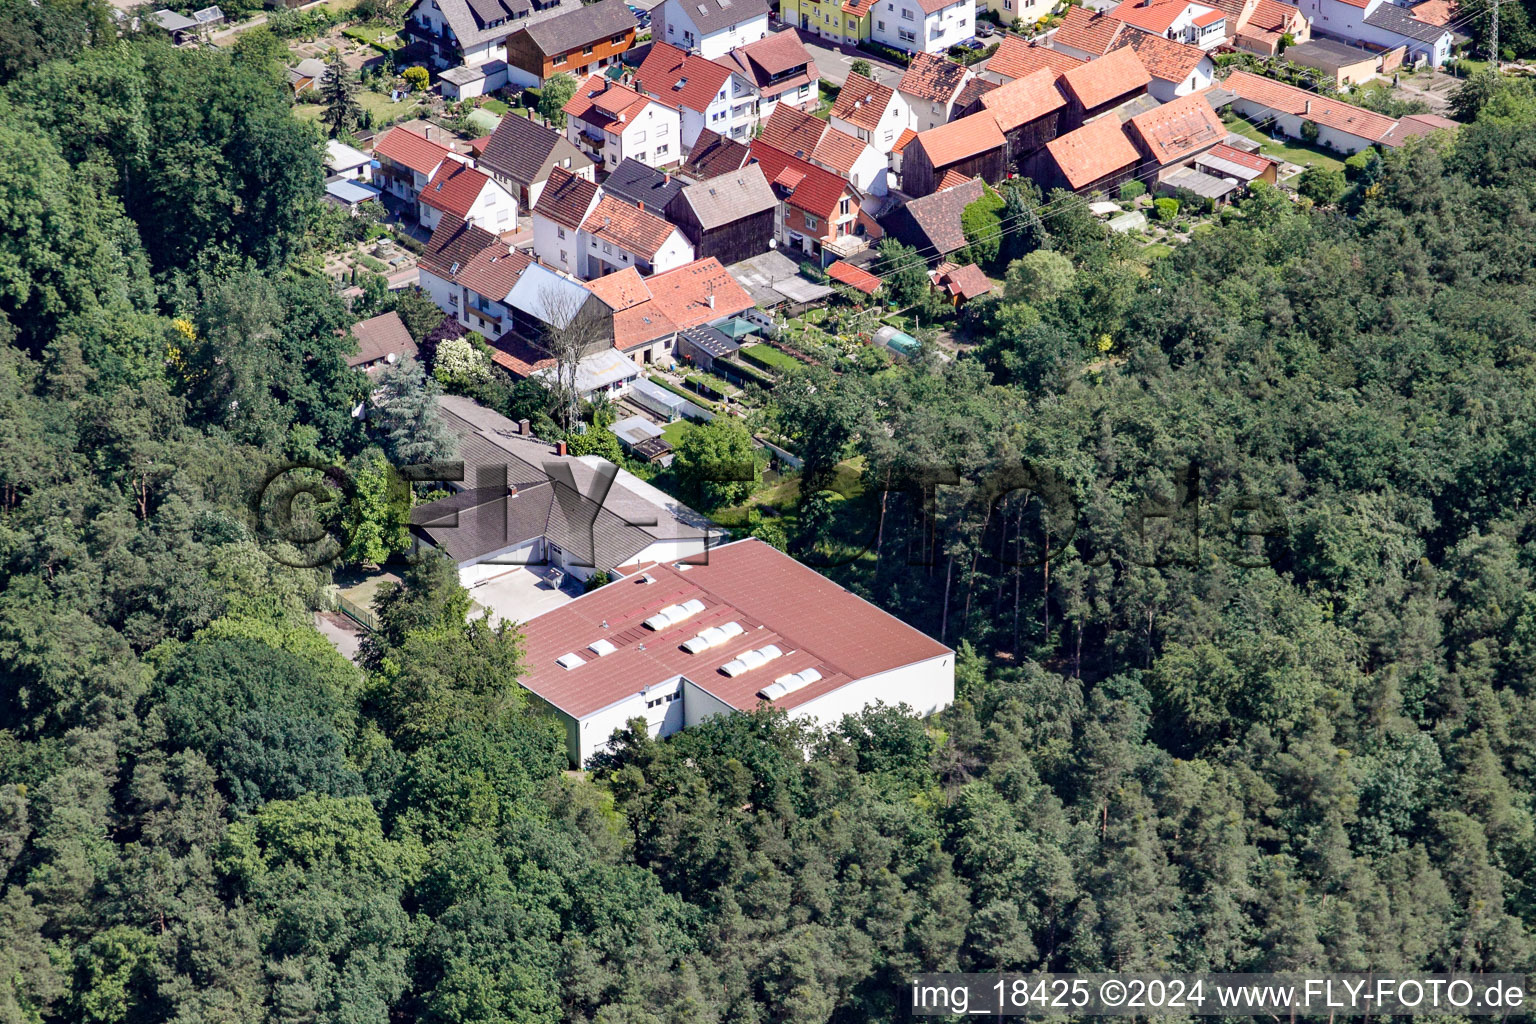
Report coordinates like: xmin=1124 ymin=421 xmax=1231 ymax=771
xmin=320 ymin=49 xmax=360 ymax=138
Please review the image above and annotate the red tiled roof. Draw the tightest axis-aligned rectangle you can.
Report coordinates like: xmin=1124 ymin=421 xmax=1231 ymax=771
xmin=582 ymin=195 xmax=680 ymax=259
xmin=842 ymin=0 xmax=876 ymax=14
xmin=827 ymin=259 xmax=882 ymax=294
xmin=810 ymin=126 xmax=868 ymax=177
xmin=978 ymin=67 xmax=1066 ymax=131
xmin=417 ymin=161 xmax=497 ymax=219
xmin=1224 ymin=69 xmax=1398 ymax=142
xmin=758 ymin=103 xmax=828 ymax=158
xmin=1043 ymin=115 xmax=1140 ymax=188
xmin=1111 ymin=0 xmax=1193 ymax=34
xmin=612 ymin=303 xmax=678 ymax=348
xmin=1051 ymin=5 xmax=1127 ymax=56
xmin=1193 ymin=7 xmax=1227 ymax=25
xmin=532 ymin=165 xmax=601 ymax=229
xmin=1117 ymin=30 xmax=1207 ymax=82
xmin=646 ymin=257 xmax=754 ymax=328
xmin=913 ymin=112 xmax=1006 ymax=169
xmin=937 ymin=168 xmax=973 ymax=191
xmin=586 ymin=265 xmax=651 ymax=311
xmin=635 ymin=42 xmax=734 ymax=115
xmin=420 ymin=216 xmax=502 ymax=278
xmin=1202 ymin=141 xmax=1274 ymax=172
xmin=831 ymin=71 xmax=897 ymax=132
xmin=728 ymin=30 xmax=817 ymax=90
xmin=892 ymin=127 xmax=918 ymax=153
xmin=373 ymin=126 xmax=455 ymax=176
xmin=898 ymin=51 xmax=972 ymax=103
xmin=517 ymin=538 xmax=951 ymax=718
xmin=1247 ymin=0 xmax=1304 ymax=30
xmin=348 ymin=311 xmax=417 ymax=367
xmin=987 ymin=35 xmax=1085 ymax=80
xmin=456 ymin=245 xmax=533 ymax=301
xmin=749 ymin=142 xmax=851 ymax=221
xmin=1059 ymin=45 xmax=1150 ymax=110
xmin=1125 ymin=90 xmax=1224 ymax=164
xmin=565 ymin=75 xmax=652 ymax=128
xmin=932 ymin=261 xmax=992 ymax=299
xmin=1379 ymin=110 xmax=1461 ymax=147
xmin=1407 ymin=0 xmax=1455 ymax=25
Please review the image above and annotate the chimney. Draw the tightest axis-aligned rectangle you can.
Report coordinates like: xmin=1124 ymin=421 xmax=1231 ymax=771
xmin=506 ymin=484 xmax=519 ymax=497
xmin=519 ymin=417 xmax=531 ymax=435
xmin=638 ymin=200 xmax=645 ymax=211
xmin=557 ymin=440 xmax=568 ymax=456
xmin=1304 ymin=99 xmax=1311 ymax=114
xmin=663 ymin=172 xmax=671 ymax=185
xmin=706 ymin=292 xmax=715 ymax=308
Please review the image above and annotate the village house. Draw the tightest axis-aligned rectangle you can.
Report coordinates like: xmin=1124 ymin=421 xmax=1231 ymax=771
xmin=590 ymin=257 xmax=756 ymax=370
xmin=1048 ymin=5 xmax=1131 ymax=59
xmin=531 ymin=165 xmax=604 ymax=277
xmin=680 ymin=129 xmax=752 ymax=180
xmin=976 ymin=0 xmax=1052 ymax=28
xmin=664 ymin=164 xmax=780 ymax=266
xmin=502 ymin=0 xmax=638 ymax=87
xmin=600 ymin=158 xmax=689 ymax=212
xmin=581 ymin=195 xmax=697 ymax=278
xmin=902 ymin=112 xmax=1007 ymax=195
xmin=476 ymin=113 xmax=595 ymax=212
xmin=346 ymin=312 xmax=419 ymax=372
xmin=1115 ymin=30 xmax=1214 ymax=100
xmin=930 ymin=261 xmax=993 ymax=305
xmin=1122 ymin=89 xmax=1227 ymax=184
xmin=782 ymin=0 xmax=876 ymax=45
xmin=1223 ymin=68 xmax=1400 ymax=152
xmin=1025 ymin=112 xmax=1141 ymax=192
xmin=879 ymin=174 xmax=984 ymax=260
xmin=416 ymin=160 xmax=520 ymax=234
xmin=749 ymin=142 xmax=883 ymax=264
xmin=898 ymin=52 xmax=975 ymax=132
xmin=723 ymin=31 xmax=821 ymax=120
xmin=655 ymin=0 xmax=771 ymax=58
xmin=635 ymin=42 xmax=762 ymax=148
xmin=1108 ymin=0 xmax=1230 ymax=49
xmin=403 ymin=0 xmax=580 ymax=69
xmin=759 ymin=104 xmax=889 ymax=195
xmin=417 ymin=217 xmax=504 ymax=320
xmin=871 ymin=0 xmax=977 ymax=55
xmin=829 ymin=71 xmax=909 ymax=155
xmin=515 ymin=537 xmax=955 ymax=766
xmin=564 ymin=75 xmax=684 ymax=171
xmin=983 ymin=34 xmax=1085 ymax=83
xmin=325 ymin=139 xmax=373 ymax=182
xmin=372 ymin=126 xmax=469 ymax=215
xmin=1290 ymin=0 xmax=1461 ymax=66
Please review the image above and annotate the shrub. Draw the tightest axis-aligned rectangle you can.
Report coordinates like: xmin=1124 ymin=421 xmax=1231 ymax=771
xmin=1118 ymin=180 xmax=1146 ymax=200
xmin=1153 ymin=197 xmax=1180 ymax=222
xmin=401 ymin=66 xmax=429 ymax=93
xmin=1300 ymin=119 xmax=1320 ymax=143
xmin=1344 ymin=151 xmax=1372 ymax=180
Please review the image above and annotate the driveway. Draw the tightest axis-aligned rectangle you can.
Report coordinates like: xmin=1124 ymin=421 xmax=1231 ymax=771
xmin=784 ymin=28 xmax=906 ymax=88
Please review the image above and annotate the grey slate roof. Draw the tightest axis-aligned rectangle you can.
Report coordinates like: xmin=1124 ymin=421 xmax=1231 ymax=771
xmin=522 ymin=0 xmax=636 ymax=54
xmin=678 ymin=164 xmax=777 ymax=229
xmin=479 ymin=114 xmax=592 ymax=188
xmin=1362 ymin=3 xmax=1457 ymax=44
xmin=601 ymin=158 xmax=688 ymax=210
xmin=671 ymin=0 xmax=770 ymax=35
xmin=412 ymin=0 xmax=584 ymax=50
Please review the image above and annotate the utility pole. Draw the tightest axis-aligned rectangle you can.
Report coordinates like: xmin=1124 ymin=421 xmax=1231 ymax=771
xmin=1491 ymin=0 xmax=1499 ymax=67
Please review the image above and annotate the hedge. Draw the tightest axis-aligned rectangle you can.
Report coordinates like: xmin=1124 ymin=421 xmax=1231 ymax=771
xmin=715 ymin=358 xmax=775 ymax=391
xmin=646 ymin=374 xmax=720 ymax=413
xmin=739 ymin=342 xmax=805 ymax=374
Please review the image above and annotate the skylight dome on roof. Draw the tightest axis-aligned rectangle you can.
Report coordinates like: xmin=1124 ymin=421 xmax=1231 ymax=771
xmin=556 ymin=652 xmax=587 ymax=669
xmin=644 ymin=598 xmax=707 ymax=630
xmin=588 ymin=638 xmax=618 ymax=657
xmin=720 ymin=644 xmax=783 ymax=676
xmin=758 ymin=667 xmax=823 ymax=701
xmin=682 ymin=621 xmax=745 ymax=653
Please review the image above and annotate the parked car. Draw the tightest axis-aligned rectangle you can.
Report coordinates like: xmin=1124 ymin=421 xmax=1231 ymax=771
xmin=976 ymin=19 xmax=995 ymax=35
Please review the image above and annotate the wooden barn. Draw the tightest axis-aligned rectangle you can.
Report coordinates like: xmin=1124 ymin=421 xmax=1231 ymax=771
xmin=902 ymin=113 xmax=1007 ymax=197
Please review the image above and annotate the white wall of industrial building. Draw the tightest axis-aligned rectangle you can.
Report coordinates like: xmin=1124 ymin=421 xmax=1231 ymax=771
xmin=789 ymin=652 xmax=955 ymax=726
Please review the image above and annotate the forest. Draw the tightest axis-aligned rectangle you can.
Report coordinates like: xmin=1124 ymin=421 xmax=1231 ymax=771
xmin=0 ymin=2 xmax=1534 ymax=1021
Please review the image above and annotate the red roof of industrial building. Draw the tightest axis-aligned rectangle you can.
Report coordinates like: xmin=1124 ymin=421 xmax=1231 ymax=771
xmin=517 ymin=538 xmax=951 ymax=718
xmin=373 ymin=126 xmax=456 ymax=176
xmin=635 ymin=42 xmax=735 ymax=114
xmin=827 ymin=259 xmax=882 ymax=294
xmin=417 ymin=161 xmax=499 ymax=218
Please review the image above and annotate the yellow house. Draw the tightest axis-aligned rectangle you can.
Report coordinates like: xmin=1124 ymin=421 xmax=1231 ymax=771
xmin=781 ymin=0 xmax=874 ymax=44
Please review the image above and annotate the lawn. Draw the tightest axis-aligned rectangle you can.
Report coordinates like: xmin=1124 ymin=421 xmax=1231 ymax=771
xmin=295 ymin=89 xmax=430 ymax=127
xmin=481 ymin=97 xmax=510 ymax=114
xmin=1223 ymin=115 xmax=1346 ymax=173
xmin=1140 ymin=242 xmax=1175 ymax=261
xmin=740 ymin=342 xmax=805 ymax=374
xmin=660 ymin=420 xmax=694 ymax=447
xmin=815 ymin=80 xmax=839 ymax=119
xmin=342 ymin=22 xmax=403 ymax=49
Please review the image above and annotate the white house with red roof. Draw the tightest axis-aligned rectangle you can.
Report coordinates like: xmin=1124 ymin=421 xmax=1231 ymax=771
xmin=531 ymin=165 xmax=604 ymax=277
xmin=655 ymin=0 xmax=771 ymax=59
xmin=564 ymin=75 xmax=684 ymax=171
xmin=634 ymin=42 xmax=762 ymax=148
xmin=581 ymin=194 xmax=697 ymax=278
xmin=416 ymin=160 xmax=520 ymax=233
xmin=872 ymin=0 xmax=976 ymax=54
xmin=1108 ymin=0 xmax=1229 ymax=48
xmin=372 ymin=126 xmax=470 ymax=212
xmin=829 ymin=70 xmax=909 ymax=155
xmin=516 ymin=537 xmax=955 ymax=766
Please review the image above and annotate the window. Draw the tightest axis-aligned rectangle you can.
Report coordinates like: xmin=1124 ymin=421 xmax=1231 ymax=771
xmin=634 ymin=129 xmax=648 ymax=142
xmin=553 ymin=52 xmax=566 ymax=64
xmin=877 ymin=18 xmax=884 ymax=27
xmin=805 ymin=214 xmax=819 ymax=230
xmin=449 ymin=292 xmax=458 ymax=306
xmin=839 ymin=197 xmax=850 ymax=216
xmin=583 ymin=44 xmax=594 ymax=54
xmin=657 ymin=123 xmax=669 ymax=136
xmin=900 ymin=27 xmax=916 ymax=41
xmin=560 ymin=249 xmax=568 ymax=262
xmin=557 ymin=226 xmax=566 ymax=238
xmin=901 ymin=6 xmax=912 ymax=16
xmin=656 ymin=143 xmax=669 ymax=156
xmin=498 ymin=208 xmax=510 ymax=223
xmin=603 ymin=242 xmax=613 ymax=254
xmin=611 ymin=32 xmax=625 ymax=42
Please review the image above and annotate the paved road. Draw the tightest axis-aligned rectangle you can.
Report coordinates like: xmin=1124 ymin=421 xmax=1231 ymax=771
xmin=785 ymin=28 xmax=906 ymax=88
